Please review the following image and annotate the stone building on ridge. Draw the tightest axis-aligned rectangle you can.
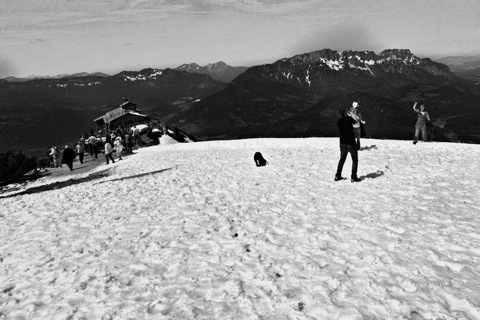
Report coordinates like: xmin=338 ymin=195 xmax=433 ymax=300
xmin=94 ymin=100 xmax=150 ymax=132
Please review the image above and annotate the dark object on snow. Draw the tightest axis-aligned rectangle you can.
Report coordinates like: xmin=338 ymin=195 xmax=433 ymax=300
xmin=298 ymin=302 xmax=305 ymax=311
xmin=254 ymin=152 xmax=268 ymax=167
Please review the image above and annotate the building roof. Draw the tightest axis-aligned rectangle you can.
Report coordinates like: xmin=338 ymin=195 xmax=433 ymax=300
xmin=94 ymin=106 xmax=149 ymax=125
xmin=120 ymin=100 xmax=137 ymax=110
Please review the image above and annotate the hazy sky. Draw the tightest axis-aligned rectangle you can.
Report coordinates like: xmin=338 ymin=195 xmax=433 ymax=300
xmin=1 ymin=0 xmax=479 ymax=78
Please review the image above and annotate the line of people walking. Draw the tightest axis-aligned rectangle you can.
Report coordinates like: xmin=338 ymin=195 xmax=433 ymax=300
xmin=45 ymin=132 xmax=121 ymax=171
xmin=46 ymin=124 xmax=142 ymax=171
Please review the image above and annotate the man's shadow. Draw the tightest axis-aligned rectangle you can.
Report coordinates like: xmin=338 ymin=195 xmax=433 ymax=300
xmin=360 ymin=170 xmax=384 ymax=180
xmin=359 ymin=145 xmax=377 ymax=151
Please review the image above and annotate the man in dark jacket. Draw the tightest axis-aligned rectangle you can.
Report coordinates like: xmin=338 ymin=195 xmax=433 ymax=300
xmin=62 ymin=145 xmax=75 ymax=171
xmin=335 ymin=109 xmax=360 ymax=182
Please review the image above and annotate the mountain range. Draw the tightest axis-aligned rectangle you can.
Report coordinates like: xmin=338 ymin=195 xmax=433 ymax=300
xmin=176 ymin=61 xmax=247 ymax=83
xmin=1 ymin=49 xmax=479 ymax=157
xmin=4 ymin=72 xmax=111 ymax=83
xmin=4 ymin=61 xmax=247 ymax=84
xmin=171 ymin=49 xmax=480 ymax=143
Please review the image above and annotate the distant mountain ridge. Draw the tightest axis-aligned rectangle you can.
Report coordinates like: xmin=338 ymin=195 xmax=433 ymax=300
xmin=436 ymin=55 xmax=480 ymax=68
xmin=436 ymin=54 xmax=480 ymax=83
xmin=176 ymin=61 xmax=248 ymax=83
xmin=3 ymin=72 xmax=111 ymax=82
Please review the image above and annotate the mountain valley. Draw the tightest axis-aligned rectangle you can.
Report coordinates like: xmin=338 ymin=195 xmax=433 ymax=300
xmin=1 ymin=49 xmax=479 ymax=157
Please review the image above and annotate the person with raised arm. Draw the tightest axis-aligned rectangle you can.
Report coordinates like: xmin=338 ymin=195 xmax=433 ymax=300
xmin=412 ymin=102 xmax=431 ymax=144
xmin=350 ymin=101 xmax=366 ymax=150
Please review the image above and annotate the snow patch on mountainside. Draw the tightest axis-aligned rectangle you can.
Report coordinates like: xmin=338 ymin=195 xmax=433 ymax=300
xmin=123 ymin=69 xmax=163 ymax=81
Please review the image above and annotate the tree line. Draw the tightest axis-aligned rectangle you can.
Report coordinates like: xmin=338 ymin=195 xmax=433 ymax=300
xmin=0 ymin=150 xmax=38 ymax=186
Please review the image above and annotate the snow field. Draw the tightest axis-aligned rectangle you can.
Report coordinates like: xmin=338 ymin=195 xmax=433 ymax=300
xmin=1 ymin=138 xmax=479 ymax=319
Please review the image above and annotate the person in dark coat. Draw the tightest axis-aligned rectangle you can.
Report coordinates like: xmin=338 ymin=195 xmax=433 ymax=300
xmin=335 ymin=109 xmax=360 ymax=182
xmin=62 ymin=145 xmax=75 ymax=171
xmin=95 ymin=136 xmax=103 ymax=158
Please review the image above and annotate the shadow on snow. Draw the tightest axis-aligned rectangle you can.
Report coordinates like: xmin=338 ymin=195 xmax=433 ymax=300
xmin=360 ymin=145 xmax=377 ymax=151
xmin=0 ymin=167 xmax=174 ymax=199
xmin=97 ymin=167 xmax=174 ymax=184
xmin=360 ymin=170 xmax=385 ymax=180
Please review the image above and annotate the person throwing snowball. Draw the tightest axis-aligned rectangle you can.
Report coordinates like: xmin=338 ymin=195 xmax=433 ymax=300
xmin=350 ymin=101 xmax=365 ymax=150
xmin=412 ymin=102 xmax=431 ymax=144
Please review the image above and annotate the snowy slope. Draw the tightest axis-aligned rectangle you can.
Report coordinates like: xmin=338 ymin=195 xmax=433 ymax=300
xmin=1 ymin=138 xmax=479 ymax=319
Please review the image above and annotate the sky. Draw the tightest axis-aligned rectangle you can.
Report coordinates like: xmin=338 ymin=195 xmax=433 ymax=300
xmin=1 ymin=136 xmax=479 ymax=319
xmin=1 ymin=0 xmax=480 ymax=78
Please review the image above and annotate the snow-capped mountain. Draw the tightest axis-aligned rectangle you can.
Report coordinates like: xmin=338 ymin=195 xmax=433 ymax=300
xmin=176 ymin=61 xmax=248 ymax=83
xmin=233 ymin=49 xmax=455 ymax=95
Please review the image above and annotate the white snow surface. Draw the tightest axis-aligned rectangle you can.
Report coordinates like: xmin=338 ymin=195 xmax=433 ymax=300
xmin=130 ymin=124 xmax=149 ymax=132
xmin=159 ymin=135 xmax=179 ymax=145
xmin=1 ymin=138 xmax=480 ymax=319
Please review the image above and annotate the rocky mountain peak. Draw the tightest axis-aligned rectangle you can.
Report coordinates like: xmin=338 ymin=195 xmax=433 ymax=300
xmin=379 ymin=48 xmax=414 ymax=59
xmin=175 ymin=61 xmax=248 ymax=83
xmin=207 ymin=61 xmax=227 ymax=68
xmin=177 ymin=63 xmax=201 ymax=71
xmin=287 ymin=48 xmax=421 ymax=67
xmin=233 ymin=48 xmax=455 ymax=96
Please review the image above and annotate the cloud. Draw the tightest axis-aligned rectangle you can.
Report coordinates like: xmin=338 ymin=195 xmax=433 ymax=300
xmin=0 ymin=1 xmax=182 ymax=31
xmin=291 ymin=24 xmax=385 ymax=56
xmin=0 ymin=56 xmax=17 ymax=78
xmin=155 ymin=0 xmax=333 ymax=15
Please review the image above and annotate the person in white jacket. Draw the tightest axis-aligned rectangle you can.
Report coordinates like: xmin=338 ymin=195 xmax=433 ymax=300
xmin=49 ymin=146 xmax=62 ymax=168
xmin=114 ymin=137 xmax=124 ymax=160
xmin=348 ymin=102 xmax=366 ymax=150
xmin=104 ymin=136 xmax=115 ymax=165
